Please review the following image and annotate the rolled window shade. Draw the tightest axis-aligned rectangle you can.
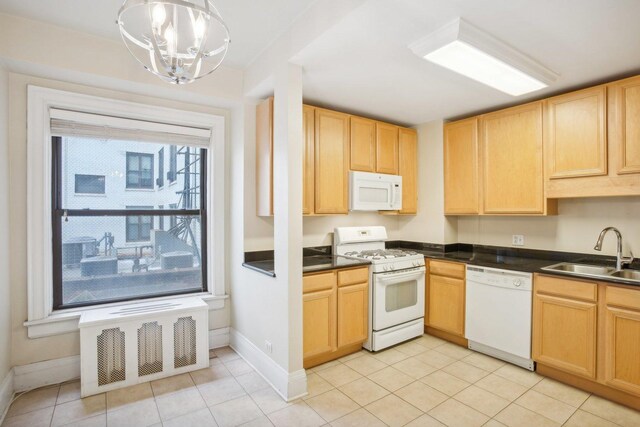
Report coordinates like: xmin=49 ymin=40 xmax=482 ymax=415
xmin=49 ymin=108 xmax=212 ymax=147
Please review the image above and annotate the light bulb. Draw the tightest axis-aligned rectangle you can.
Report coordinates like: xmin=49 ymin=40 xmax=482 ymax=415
xmin=193 ymin=14 xmax=206 ymax=45
xmin=151 ymin=3 xmax=166 ymax=29
xmin=165 ymin=22 xmax=177 ymax=57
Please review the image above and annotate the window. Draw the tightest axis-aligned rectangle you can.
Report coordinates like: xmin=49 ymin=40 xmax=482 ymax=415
xmin=126 ymin=152 xmax=154 ymax=189
xmin=26 ymin=88 xmax=226 ymax=337
xmin=75 ymin=174 xmax=105 ymax=194
xmin=168 ymin=145 xmax=177 ymax=183
xmin=157 ymin=147 xmax=164 ymax=187
xmin=52 ymin=135 xmax=207 ymax=309
xmin=126 ymin=206 xmax=153 ymax=242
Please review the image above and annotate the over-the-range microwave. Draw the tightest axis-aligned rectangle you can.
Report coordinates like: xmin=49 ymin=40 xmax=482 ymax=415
xmin=349 ymin=171 xmax=402 ymax=211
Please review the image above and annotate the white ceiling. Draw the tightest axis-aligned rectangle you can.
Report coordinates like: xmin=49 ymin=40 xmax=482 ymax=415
xmin=0 ymin=0 xmax=318 ymax=69
xmin=295 ymin=0 xmax=640 ymax=125
xmin=1 ymin=0 xmax=640 ymax=125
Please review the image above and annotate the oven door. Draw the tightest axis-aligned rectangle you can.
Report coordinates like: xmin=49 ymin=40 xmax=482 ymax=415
xmin=373 ymin=267 xmax=425 ymax=331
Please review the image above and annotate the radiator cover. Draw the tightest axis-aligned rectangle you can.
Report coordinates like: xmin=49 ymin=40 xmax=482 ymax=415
xmin=79 ymin=297 xmax=209 ymax=397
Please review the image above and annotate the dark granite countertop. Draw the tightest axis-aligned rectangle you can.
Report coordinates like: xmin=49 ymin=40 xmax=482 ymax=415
xmin=390 ymin=244 xmax=640 ymax=288
xmin=243 ymin=241 xmax=640 ymax=287
xmin=242 ymin=254 xmax=370 ymax=277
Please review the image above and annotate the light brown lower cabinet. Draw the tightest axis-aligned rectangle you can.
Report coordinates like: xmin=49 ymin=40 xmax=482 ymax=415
xmin=303 ymin=267 xmax=368 ymax=368
xmin=425 ymin=260 xmax=466 ymax=344
xmin=533 ymin=274 xmax=640 ymax=410
xmin=603 ymin=286 xmax=640 ymax=396
xmin=532 ymin=275 xmax=598 ymax=379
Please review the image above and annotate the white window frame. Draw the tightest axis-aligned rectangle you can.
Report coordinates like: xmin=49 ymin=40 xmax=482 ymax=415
xmin=25 ymin=86 xmax=227 ymax=338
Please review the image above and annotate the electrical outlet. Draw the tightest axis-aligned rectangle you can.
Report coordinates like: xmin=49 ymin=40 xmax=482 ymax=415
xmin=265 ymin=340 xmax=273 ymax=354
xmin=512 ymin=235 xmax=525 ymax=246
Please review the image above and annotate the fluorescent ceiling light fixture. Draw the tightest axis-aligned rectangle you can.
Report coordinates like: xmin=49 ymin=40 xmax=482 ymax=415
xmin=409 ymin=19 xmax=558 ymax=96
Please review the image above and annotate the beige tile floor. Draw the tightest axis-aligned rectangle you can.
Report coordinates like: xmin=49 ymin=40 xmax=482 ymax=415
xmin=3 ymin=335 xmax=640 ymax=427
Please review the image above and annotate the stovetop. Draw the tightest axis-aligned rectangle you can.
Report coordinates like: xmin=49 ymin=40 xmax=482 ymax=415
xmin=343 ymin=248 xmax=422 ymax=262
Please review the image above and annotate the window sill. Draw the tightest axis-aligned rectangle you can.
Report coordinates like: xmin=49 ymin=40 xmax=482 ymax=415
xmin=24 ymin=292 xmax=228 ymax=339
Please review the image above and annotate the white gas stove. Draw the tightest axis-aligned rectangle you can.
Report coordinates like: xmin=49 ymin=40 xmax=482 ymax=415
xmin=334 ymin=226 xmax=426 ymax=351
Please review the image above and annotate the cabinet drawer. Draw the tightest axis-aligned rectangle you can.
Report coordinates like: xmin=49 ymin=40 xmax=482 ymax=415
xmin=606 ymin=286 xmax=640 ymax=310
xmin=535 ymin=274 xmax=597 ymax=302
xmin=338 ymin=267 xmax=369 ymax=287
xmin=304 ymin=271 xmax=336 ymax=293
xmin=429 ymin=260 xmax=465 ymax=279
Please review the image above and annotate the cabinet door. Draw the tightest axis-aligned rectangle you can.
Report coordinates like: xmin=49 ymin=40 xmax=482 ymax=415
xmin=303 ymin=287 xmax=337 ymax=359
xmin=303 ymin=105 xmax=315 ymax=215
xmin=350 ymin=116 xmax=376 ymax=172
xmin=545 ymin=86 xmax=607 ymax=179
xmin=481 ymin=102 xmax=545 ymax=214
xmin=532 ymin=293 xmax=597 ymax=379
xmin=337 ymin=282 xmax=368 ymax=347
xmin=256 ymin=97 xmax=273 ymax=216
xmin=376 ymin=122 xmax=399 ymax=174
xmin=398 ymin=128 xmax=418 ymax=214
xmin=609 ymin=76 xmax=640 ymax=175
xmin=426 ymin=274 xmax=465 ymax=336
xmin=444 ymin=118 xmax=479 ymax=214
xmin=603 ymin=286 xmax=640 ymax=396
xmin=315 ymin=109 xmax=350 ymax=214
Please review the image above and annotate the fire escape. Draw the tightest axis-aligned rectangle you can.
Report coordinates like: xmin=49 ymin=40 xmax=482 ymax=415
xmin=168 ymin=146 xmax=202 ymax=264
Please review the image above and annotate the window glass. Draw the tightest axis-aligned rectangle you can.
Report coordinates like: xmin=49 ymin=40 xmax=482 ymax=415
xmin=75 ymin=174 xmax=105 ymax=194
xmin=157 ymin=147 xmax=165 ymax=188
xmin=126 ymin=152 xmax=154 ymax=189
xmin=59 ymin=138 xmax=201 ymax=210
xmin=53 ymin=136 xmax=207 ymax=309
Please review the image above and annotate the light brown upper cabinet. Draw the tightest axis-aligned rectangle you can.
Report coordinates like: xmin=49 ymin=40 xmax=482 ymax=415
xmin=350 ymin=116 xmax=376 ymax=172
xmin=397 ymin=128 xmax=418 ymax=214
xmin=314 ymin=108 xmax=350 ymax=214
xmin=375 ymin=122 xmax=399 ymax=174
xmin=481 ymin=102 xmax=555 ymax=215
xmin=444 ymin=118 xmax=479 ymax=215
xmin=544 ymin=76 xmax=640 ymax=198
xmin=256 ymin=98 xmax=274 ymax=216
xmin=609 ymin=75 xmax=640 ymax=175
xmin=303 ymin=105 xmax=315 ymax=215
xmin=545 ymin=86 xmax=607 ymax=179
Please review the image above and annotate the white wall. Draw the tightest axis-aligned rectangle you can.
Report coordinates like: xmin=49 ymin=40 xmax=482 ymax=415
xmin=0 ymin=11 xmax=244 ymax=366
xmin=0 ymin=66 xmax=11 ymax=381
xmin=458 ymin=198 xmax=640 ymax=256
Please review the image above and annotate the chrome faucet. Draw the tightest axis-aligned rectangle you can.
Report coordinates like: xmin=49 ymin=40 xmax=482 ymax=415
xmin=594 ymin=227 xmax=634 ymax=271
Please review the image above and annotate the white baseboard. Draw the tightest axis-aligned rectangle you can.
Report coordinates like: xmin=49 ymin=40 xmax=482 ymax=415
xmin=13 ymin=355 xmax=80 ymax=392
xmin=209 ymin=327 xmax=230 ymax=349
xmin=0 ymin=369 xmax=14 ymax=425
xmin=229 ymin=328 xmax=307 ymax=402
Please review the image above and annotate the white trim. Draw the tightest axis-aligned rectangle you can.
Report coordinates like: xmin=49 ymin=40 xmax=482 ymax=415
xmin=26 ymin=85 xmax=227 ymax=336
xmin=0 ymin=369 xmax=14 ymax=425
xmin=13 ymin=356 xmax=80 ymax=393
xmin=208 ymin=327 xmax=230 ymax=349
xmin=229 ymin=328 xmax=307 ymax=402
xmin=25 ymin=294 xmax=228 ymax=338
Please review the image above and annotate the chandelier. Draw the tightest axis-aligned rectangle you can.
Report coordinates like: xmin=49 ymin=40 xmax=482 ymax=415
xmin=117 ymin=0 xmax=230 ymax=84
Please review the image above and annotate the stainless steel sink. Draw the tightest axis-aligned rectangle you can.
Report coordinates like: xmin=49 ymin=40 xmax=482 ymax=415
xmin=542 ymin=262 xmax=616 ymax=276
xmin=541 ymin=262 xmax=640 ymax=284
xmin=610 ymin=270 xmax=640 ymax=281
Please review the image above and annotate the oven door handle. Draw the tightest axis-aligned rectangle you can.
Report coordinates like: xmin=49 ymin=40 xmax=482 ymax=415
xmin=376 ymin=269 xmax=425 ymax=284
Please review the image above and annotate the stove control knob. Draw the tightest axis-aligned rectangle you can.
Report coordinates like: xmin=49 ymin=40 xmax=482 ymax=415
xmin=513 ymin=279 xmax=522 ymax=287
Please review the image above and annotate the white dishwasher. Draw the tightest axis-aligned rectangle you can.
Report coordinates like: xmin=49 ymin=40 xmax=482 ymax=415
xmin=465 ymin=265 xmax=534 ymax=370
